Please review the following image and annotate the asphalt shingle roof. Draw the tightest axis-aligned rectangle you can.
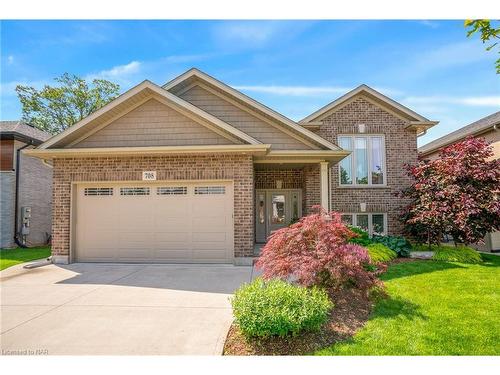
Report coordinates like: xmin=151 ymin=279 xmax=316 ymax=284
xmin=0 ymin=121 xmax=52 ymax=143
xmin=419 ymin=111 xmax=500 ymax=154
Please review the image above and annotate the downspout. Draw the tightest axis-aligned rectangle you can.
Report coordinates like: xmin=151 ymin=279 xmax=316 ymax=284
xmin=14 ymin=141 xmax=33 ymax=248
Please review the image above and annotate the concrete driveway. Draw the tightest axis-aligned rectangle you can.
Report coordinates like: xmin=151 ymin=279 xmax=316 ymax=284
xmin=0 ymin=262 xmax=254 ymax=355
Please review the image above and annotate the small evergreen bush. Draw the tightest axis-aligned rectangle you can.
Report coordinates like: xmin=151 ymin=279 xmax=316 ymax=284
xmin=432 ymin=245 xmax=483 ymax=264
xmin=231 ymin=278 xmax=333 ymax=338
xmin=365 ymin=243 xmax=397 ymax=263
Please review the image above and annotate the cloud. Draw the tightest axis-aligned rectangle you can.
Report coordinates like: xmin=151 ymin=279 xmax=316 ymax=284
xmin=417 ymin=20 xmax=440 ymax=29
xmin=211 ymin=21 xmax=312 ymax=48
xmin=92 ymin=61 xmax=142 ymax=79
xmin=402 ymin=95 xmax=500 ymax=107
xmin=86 ymin=61 xmax=143 ymax=87
xmin=7 ymin=55 xmax=14 ymax=65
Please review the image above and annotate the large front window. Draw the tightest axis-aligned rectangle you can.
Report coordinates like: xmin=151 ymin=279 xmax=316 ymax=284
xmin=338 ymin=135 xmax=386 ymax=186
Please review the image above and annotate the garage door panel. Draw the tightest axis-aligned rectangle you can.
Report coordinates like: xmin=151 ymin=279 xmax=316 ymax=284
xmin=192 ymin=232 xmax=227 ymax=242
xmin=192 ymin=217 xmax=227 ymax=229
xmin=79 ymin=232 xmax=118 ymax=249
xmin=75 ymin=182 xmax=233 ymax=263
xmin=155 ymin=231 xmax=190 ymax=243
xmin=192 ymin=202 xmax=226 ymax=217
xmin=154 ymin=217 xmax=190 ymax=230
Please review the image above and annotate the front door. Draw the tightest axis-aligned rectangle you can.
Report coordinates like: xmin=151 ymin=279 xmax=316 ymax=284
xmin=255 ymin=189 xmax=302 ymax=243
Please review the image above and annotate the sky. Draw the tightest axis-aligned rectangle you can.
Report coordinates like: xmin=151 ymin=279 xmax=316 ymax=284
xmin=1 ymin=20 xmax=499 ymax=146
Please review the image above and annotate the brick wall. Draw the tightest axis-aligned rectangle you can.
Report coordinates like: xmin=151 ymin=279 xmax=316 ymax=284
xmin=52 ymin=154 xmax=254 ymax=260
xmin=254 ymin=168 xmax=303 ymax=189
xmin=303 ymin=164 xmax=321 ymax=215
xmin=316 ymin=96 xmax=417 ymax=235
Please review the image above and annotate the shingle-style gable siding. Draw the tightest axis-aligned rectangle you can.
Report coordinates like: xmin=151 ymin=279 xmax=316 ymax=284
xmin=73 ymin=98 xmax=237 ymax=148
xmin=317 ymin=96 xmax=416 ymax=235
xmin=180 ymin=85 xmax=318 ymax=150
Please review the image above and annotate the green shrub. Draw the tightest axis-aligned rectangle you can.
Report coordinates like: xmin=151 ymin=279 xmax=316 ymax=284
xmin=348 ymin=226 xmax=373 ymax=246
xmin=432 ymin=245 xmax=483 ymax=264
xmin=231 ymin=278 xmax=333 ymax=338
xmin=372 ymin=235 xmax=412 ymax=257
xmin=365 ymin=243 xmax=397 ymax=263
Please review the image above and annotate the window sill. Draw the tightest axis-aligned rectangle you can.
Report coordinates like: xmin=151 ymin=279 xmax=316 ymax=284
xmin=337 ymin=185 xmax=390 ymax=189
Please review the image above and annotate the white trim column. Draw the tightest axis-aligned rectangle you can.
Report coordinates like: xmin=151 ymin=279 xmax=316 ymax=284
xmin=320 ymin=161 xmax=329 ymax=211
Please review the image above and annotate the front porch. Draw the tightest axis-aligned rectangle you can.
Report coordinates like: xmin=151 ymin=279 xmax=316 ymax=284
xmin=252 ymin=162 xmax=331 ymax=256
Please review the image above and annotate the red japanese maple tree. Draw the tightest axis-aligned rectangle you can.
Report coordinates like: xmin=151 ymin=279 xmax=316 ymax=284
xmin=255 ymin=206 xmax=384 ymax=294
xmin=400 ymin=136 xmax=500 ymax=245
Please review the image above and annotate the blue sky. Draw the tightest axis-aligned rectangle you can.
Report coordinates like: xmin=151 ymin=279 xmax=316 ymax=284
xmin=1 ymin=20 xmax=498 ymax=146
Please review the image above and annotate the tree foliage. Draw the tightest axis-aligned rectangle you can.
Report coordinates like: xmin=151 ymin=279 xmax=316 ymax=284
xmin=255 ymin=206 xmax=385 ymax=294
xmin=16 ymin=73 xmax=120 ymax=134
xmin=465 ymin=19 xmax=500 ymax=73
xmin=399 ymin=136 xmax=500 ymax=245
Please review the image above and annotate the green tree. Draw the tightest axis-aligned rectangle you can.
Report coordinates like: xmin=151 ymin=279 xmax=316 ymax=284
xmin=465 ymin=19 xmax=500 ymax=73
xmin=16 ymin=73 xmax=120 ymax=134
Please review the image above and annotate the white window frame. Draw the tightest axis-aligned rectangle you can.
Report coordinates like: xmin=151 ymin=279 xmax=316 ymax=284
xmin=338 ymin=134 xmax=387 ymax=187
xmin=341 ymin=213 xmax=388 ymax=236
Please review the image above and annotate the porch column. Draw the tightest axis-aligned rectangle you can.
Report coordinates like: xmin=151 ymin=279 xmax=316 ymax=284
xmin=320 ymin=161 xmax=329 ymax=211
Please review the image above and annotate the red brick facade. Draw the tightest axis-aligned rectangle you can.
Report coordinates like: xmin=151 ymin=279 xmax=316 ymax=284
xmin=316 ymin=96 xmax=417 ymax=235
xmin=52 ymin=154 xmax=254 ymax=260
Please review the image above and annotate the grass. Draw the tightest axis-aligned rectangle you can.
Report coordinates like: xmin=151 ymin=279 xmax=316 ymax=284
xmin=315 ymin=254 xmax=500 ymax=355
xmin=0 ymin=246 xmax=51 ymax=271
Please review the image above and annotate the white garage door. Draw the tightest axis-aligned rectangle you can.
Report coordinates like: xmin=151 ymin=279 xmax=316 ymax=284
xmin=74 ymin=182 xmax=233 ymax=263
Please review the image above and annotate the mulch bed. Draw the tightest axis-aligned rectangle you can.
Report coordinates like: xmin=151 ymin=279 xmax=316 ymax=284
xmin=223 ymin=288 xmax=373 ymax=356
xmin=223 ymin=258 xmax=423 ymax=355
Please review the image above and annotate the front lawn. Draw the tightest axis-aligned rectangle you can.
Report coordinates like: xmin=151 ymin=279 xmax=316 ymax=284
xmin=315 ymin=254 xmax=500 ymax=355
xmin=0 ymin=246 xmax=51 ymax=271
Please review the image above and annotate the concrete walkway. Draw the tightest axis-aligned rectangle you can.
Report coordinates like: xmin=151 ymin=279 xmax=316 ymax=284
xmin=0 ymin=262 xmax=254 ymax=355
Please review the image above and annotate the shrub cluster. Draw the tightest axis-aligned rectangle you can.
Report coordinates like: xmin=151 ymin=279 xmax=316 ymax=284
xmin=365 ymin=243 xmax=397 ymax=263
xmin=431 ymin=245 xmax=483 ymax=264
xmin=372 ymin=235 xmax=412 ymax=257
xmin=256 ymin=207 xmax=384 ymax=293
xmin=231 ymin=278 xmax=333 ymax=338
xmin=348 ymin=226 xmax=412 ymax=257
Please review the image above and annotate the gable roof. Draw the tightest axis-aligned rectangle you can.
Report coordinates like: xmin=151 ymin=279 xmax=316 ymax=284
xmin=300 ymin=84 xmax=433 ymax=125
xmin=0 ymin=121 xmax=51 ymax=144
xmin=419 ymin=111 xmax=500 ymax=155
xmin=38 ymin=80 xmax=262 ymax=149
xmin=163 ymin=68 xmax=342 ymax=151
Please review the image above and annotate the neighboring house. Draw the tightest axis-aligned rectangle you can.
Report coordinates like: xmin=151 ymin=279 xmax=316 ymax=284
xmin=25 ymin=68 xmax=437 ymax=265
xmin=419 ymin=111 xmax=500 ymax=253
xmin=0 ymin=121 xmax=52 ymax=248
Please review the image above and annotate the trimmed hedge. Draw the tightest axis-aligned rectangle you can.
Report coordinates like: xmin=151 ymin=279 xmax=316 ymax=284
xmin=231 ymin=278 xmax=333 ymax=338
xmin=365 ymin=243 xmax=398 ymax=263
xmin=412 ymin=244 xmax=482 ymax=264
